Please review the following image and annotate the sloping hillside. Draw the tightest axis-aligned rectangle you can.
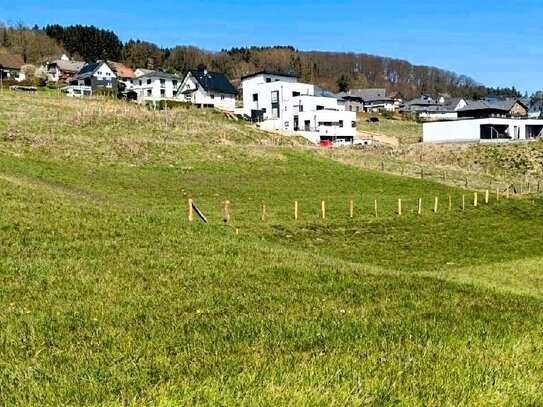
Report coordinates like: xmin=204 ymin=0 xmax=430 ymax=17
xmin=1 ymin=91 xmax=542 ymax=406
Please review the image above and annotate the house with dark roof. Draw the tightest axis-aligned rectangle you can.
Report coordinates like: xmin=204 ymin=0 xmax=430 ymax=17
xmin=131 ymin=71 xmax=181 ymax=101
xmin=0 ymin=54 xmax=25 ymax=82
xmin=457 ymin=99 xmax=528 ymax=119
xmin=177 ymin=69 xmax=237 ymax=110
xmin=46 ymin=54 xmax=85 ymax=82
xmin=336 ymin=88 xmax=395 ymax=112
xmin=67 ymin=61 xmax=118 ymax=97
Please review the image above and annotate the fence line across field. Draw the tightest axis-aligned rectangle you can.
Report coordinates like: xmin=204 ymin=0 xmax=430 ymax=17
xmin=187 ymin=189 xmax=537 ymax=224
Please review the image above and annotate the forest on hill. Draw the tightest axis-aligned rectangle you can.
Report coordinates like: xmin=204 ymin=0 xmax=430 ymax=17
xmin=0 ymin=22 xmax=524 ymax=99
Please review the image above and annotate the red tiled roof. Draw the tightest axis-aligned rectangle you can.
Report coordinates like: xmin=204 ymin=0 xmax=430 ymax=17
xmin=0 ymin=54 xmax=24 ymax=69
xmin=108 ymin=61 xmax=135 ymax=79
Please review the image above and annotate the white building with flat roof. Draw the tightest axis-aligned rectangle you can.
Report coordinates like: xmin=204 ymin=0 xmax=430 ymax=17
xmin=241 ymin=71 xmax=357 ymax=144
xmin=423 ymin=118 xmax=543 ymax=143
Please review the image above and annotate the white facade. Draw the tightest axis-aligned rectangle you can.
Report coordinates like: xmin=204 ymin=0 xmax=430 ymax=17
xmin=423 ymin=118 xmax=543 ymax=143
xmin=131 ymin=73 xmax=180 ymax=101
xmin=177 ymin=71 xmax=236 ymax=110
xmin=242 ymin=72 xmax=356 ymax=144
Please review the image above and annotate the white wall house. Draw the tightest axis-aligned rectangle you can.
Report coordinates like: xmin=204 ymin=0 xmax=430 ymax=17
xmin=176 ymin=69 xmax=237 ymax=110
xmin=67 ymin=61 xmax=118 ymax=97
xmin=241 ymin=71 xmax=357 ymax=144
xmin=423 ymin=118 xmax=543 ymax=143
xmin=0 ymin=54 xmax=25 ymax=82
xmin=131 ymin=71 xmax=180 ymax=102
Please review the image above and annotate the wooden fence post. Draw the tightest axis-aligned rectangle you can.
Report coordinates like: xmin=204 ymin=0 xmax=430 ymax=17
xmin=294 ymin=201 xmax=298 ymax=220
xmin=496 ymin=188 xmax=499 ymax=201
xmin=448 ymin=195 xmax=452 ymax=211
xmin=374 ymin=199 xmax=378 ymax=218
xmin=321 ymin=200 xmax=326 ymax=219
xmin=473 ymin=192 xmax=478 ymax=207
xmin=397 ymin=199 xmax=402 ymax=216
xmin=485 ymin=190 xmax=489 ymax=204
xmin=462 ymin=195 xmax=465 ymax=211
xmin=433 ymin=197 xmax=438 ymax=213
xmin=538 ymin=180 xmax=541 ymax=193
xmin=223 ymin=200 xmax=231 ymax=223
xmin=261 ymin=201 xmax=267 ymax=221
xmin=349 ymin=200 xmax=354 ymax=219
xmin=188 ymin=198 xmax=194 ymax=222
xmin=418 ymin=198 xmax=422 ymax=215
xmin=506 ymin=187 xmax=510 ymax=199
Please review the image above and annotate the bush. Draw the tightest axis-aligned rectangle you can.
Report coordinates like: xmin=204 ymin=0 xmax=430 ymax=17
xmin=381 ymin=110 xmax=395 ymax=120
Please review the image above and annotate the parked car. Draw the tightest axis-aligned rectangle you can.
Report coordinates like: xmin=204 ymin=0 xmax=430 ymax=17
xmin=365 ymin=117 xmax=380 ymax=122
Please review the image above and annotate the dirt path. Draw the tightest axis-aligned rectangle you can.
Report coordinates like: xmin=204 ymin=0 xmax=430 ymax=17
xmin=357 ymin=131 xmax=399 ymax=147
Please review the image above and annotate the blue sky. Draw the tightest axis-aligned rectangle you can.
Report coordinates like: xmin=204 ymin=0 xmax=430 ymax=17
xmin=3 ymin=0 xmax=542 ymax=93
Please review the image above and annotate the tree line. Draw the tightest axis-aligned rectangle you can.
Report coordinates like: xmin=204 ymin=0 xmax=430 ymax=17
xmin=0 ymin=21 xmax=534 ymax=99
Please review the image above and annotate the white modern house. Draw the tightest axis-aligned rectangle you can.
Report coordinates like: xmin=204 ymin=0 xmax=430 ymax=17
xmin=176 ymin=69 xmax=237 ymax=110
xmin=423 ymin=118 xmax=543 ymax=143
xmin=66 ymin=61 xmax=118 ymax=97
xmin=241 ymin=71 xmax=357 ymax=144
xmin=131 ymin=71 xmax=180 ymax=102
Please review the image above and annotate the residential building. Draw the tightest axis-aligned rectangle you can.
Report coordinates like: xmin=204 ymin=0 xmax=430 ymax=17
xmin=108 ymin=61 xmax=135 ymax=89
xmin=176 ymin=69 xmax=237 ymax=110
xmin=423 ymin=118 xmax=543 ymax=143
xmin=336 ymin=88 xmax=396 ymax=112
xmin=131 ymin=71 xmax=180 ymax=101
xmin=134 ymin=68 xmax=154 ymax=77
xmin=457 ymin=99 xmax=528 ymax=119
xmin=0 ymin=54 xmax=25 ymax=81
xmin=336 ymin=88 xmax=395 ymax=112
xmin=46 ymin=54 xmax=85 ymax=82
xmin=528 ymin=100 xmax=543 ymax=119
xmin=67 ymin=61 xmax=118 ymax=97
xmin=241 ymin=71 xmax=357 ymax=144
xmin=418 ymin=97 xmax=467 ymax=121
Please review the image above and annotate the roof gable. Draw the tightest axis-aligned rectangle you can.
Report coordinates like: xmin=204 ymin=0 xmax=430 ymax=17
xmin=188 ymin=69 xmax=236 ymax=95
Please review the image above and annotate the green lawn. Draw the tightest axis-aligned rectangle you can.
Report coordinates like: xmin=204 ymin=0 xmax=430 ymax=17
xmin=1 ymin=91 xmax=542 ymax=406
xmin=357 ymin=117 xmax=423 ymax=144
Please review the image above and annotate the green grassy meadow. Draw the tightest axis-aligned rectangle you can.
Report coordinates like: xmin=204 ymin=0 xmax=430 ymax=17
xmin=1 ymin=91 xmax=542 ymax=406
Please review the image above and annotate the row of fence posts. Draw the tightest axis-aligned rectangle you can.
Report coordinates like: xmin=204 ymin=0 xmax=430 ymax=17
xmin=188 ymin=188 xmax=514 ymax=224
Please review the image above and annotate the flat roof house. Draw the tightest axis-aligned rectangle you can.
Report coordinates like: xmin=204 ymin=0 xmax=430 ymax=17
xmin=423 ymin=117 xmax=543 ymax=143
xmin=241 ymin=71 xmax=357 ymax=145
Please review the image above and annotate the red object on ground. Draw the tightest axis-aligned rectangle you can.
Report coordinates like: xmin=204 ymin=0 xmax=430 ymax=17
xmin=319 ymin=140 xmax=333 ymax=147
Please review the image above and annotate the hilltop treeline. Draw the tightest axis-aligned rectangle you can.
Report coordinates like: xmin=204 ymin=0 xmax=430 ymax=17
xmin=0 ymin=22 xmax=524 ymax=99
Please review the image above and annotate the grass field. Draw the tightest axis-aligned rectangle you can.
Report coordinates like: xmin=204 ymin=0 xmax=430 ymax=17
xmin=1 ymin=91 xmax=542 ymax=406
xmin=357 ymin=115 xmax=423 ymax=145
